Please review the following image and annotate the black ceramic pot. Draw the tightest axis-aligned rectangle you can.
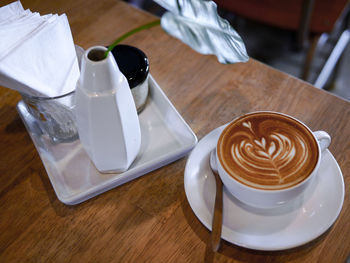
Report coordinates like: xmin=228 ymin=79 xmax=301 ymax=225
xmin=110 ymin=44 xmax=149 ymax=113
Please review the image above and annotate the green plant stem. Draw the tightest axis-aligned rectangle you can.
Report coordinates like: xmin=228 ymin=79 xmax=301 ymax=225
xmin=105 ymin=20 xmax=161 ymax=57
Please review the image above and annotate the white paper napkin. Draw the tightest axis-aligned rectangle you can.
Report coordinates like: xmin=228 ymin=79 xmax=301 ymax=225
xmin=0 ymin=1 xmax=80 ymax=97
xmin=0 ymin=1 xmax=24 ymax=20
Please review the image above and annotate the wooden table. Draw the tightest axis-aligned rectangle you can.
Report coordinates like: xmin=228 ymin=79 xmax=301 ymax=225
xmin=1 ymin=0 xmax=349 ymax=262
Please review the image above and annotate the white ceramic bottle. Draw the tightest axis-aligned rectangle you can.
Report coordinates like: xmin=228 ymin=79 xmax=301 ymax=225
xmin=75 ymin=46 xmax=141 ymax=173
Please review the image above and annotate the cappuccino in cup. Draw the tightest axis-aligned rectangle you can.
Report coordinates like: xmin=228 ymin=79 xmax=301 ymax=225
xmin=216 ymin=111 xmax=331 ymax=208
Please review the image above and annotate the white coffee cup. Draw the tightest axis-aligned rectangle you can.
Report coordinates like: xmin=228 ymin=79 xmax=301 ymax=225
xmin=215 ymin=111 xmax=331 ymax=208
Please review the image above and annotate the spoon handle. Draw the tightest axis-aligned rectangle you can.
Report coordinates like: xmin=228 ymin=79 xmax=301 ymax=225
xmin=211 ymin=171 xmax=223 ymax=252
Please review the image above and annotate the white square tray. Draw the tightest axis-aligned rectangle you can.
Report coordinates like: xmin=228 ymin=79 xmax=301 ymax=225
xmin=17 ymin=75 xmax=197 ymax=205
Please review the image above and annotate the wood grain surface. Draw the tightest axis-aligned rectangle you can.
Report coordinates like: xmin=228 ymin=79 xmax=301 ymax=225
xmin=0 ymin=0 xmax=349 ymax=262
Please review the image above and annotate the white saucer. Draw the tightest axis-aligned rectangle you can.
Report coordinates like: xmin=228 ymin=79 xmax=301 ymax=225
xmin=184 ymin=126 xmax=344 ymax=251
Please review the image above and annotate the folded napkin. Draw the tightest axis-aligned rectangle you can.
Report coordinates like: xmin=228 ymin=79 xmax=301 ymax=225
xmin=0 ymin=1 xmax=80 ymax=97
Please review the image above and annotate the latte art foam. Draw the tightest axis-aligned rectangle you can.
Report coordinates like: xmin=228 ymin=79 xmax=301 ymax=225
xmin=218 ymin=112 xmax=319 ymax=190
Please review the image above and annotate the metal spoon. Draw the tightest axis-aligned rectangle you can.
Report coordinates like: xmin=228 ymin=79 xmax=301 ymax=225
xmin=210 ymin=149 xmax=223 ymax=252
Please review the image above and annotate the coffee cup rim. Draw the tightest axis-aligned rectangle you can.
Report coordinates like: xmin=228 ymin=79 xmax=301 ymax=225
xmin=216 ymin=110 xmax=321 ymax=193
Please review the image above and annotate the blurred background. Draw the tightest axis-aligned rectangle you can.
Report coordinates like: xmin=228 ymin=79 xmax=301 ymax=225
xmin=123 ymin=0 xmax=350 ymax=101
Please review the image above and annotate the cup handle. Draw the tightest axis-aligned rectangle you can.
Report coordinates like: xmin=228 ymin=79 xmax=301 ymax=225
xmin=313 ymin=131 xmax=331 ymax=152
